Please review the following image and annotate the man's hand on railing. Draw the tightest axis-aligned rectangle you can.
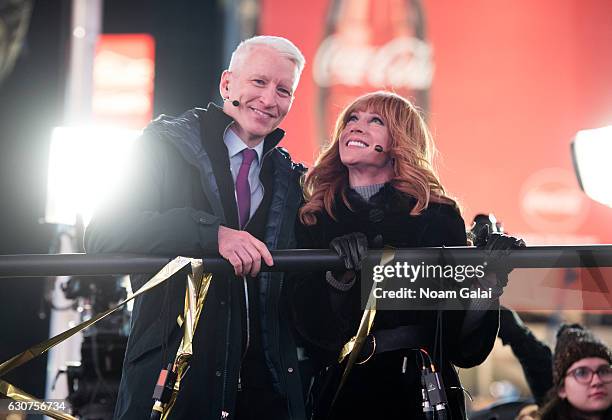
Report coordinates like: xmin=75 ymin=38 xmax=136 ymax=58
xmin=217 ymin=225 xmax=274 ymax=277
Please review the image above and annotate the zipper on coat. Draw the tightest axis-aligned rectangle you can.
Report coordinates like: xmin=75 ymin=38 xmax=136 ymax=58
xmin=275 ymin=277 xmax=290 ymax=401
xmin=237 ymin=275 xmax=251 ymax=391
xmin=220 ymin=283 xmax=232 ymax=414
xmin=237 ymin=207 xmax=254 ymax=392
xmin=217 ymin=124 xmax=235 ymax=418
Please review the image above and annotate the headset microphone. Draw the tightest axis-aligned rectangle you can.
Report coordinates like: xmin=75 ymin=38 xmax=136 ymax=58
xmin=223 ymin=97 xmax=240 ymax=107
xmin=374 ymin=145 xmax=384 ymax=153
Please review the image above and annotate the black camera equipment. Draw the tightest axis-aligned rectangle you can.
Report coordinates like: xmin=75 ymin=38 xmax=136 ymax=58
xmin=59 ymin=274 xmax=129 ymax=419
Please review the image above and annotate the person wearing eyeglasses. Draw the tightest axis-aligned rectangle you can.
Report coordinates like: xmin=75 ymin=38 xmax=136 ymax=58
xmin=536 ymin=324 xmax=612 ymax=420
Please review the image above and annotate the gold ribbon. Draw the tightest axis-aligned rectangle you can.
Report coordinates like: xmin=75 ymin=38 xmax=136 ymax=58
xmin=0 ymin=379 xmax=76 ymax=420
xmin=159 ymin=259 xmax=212 ymax=419
xmin=332 ymin=248 xmax=395 ymax=406
xmin=0 ymin=256 xmax=199 ymax=420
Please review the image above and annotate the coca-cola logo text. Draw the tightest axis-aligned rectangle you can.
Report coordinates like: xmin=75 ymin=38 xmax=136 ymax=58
xmin=313 ymin=35 xmax=434 ymax=89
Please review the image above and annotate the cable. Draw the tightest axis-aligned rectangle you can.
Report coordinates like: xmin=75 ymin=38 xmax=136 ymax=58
xmin=416 ymin=348 xmax=426 ymax=368
xmin=437 ymin=311 xmax=444 ymax=376
xmin=448 ymin=386 xmax=473 ymax=402
xmin=419 ymin=347 xmax=434 ymax=369
xmin=433 ymin=311 xmax=440 ymax=366
xmin=161 ymin=281 xmax=170 ymax=366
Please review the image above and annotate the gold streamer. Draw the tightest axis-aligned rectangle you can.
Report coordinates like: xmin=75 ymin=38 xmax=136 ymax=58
xmin=0 ymin=256 xmax=198 ymax=419
xmin=332 ymin=248 xmax=396 ymax=406
xmin=161 ymin=259 xmax=213 ymax=419
xmin=0 ymin=379 xmax=76 ymax=420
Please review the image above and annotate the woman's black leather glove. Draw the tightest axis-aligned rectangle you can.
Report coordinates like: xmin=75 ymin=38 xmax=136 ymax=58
xmin=463 ymin=229 xmax=527 ymax=334
xmin=329 ymin=232 xmax=369 ymax=272
xmin=474 ymin=224 xmax=526 ymax=250
xmin=475 ymin=225 xmax=526 ymax=286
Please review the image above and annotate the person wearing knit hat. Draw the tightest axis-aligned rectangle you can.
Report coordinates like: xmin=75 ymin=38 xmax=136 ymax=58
xmin=537 ymin=324 xmax=612 ymax=420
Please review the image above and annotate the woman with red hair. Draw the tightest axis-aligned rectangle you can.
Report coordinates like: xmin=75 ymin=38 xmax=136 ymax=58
xmin=292 ymin=91 xmax=515 ymax=419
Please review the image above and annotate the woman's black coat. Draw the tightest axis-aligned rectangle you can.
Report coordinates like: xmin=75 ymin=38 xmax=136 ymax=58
xmin=292 ymin=185 xmax=499 ymax=419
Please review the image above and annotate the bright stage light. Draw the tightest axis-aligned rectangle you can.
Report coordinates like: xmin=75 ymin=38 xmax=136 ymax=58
xmin=572 ymin=125 xmax=612 ymax=208
xmin=45 ymin=126 xmax=141 ymax=226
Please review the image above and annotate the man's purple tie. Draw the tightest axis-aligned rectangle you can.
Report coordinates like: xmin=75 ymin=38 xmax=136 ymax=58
xmin=236 ymin=148 xmax=257 ymax=229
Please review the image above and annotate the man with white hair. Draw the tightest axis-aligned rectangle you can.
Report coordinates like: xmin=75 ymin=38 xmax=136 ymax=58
xmin=85 ymin=36 xmax=308 ymax=419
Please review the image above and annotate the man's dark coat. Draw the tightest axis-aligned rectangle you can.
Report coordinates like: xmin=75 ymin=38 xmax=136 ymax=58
xmin=85 ymin=104 xmax=307 ymax=419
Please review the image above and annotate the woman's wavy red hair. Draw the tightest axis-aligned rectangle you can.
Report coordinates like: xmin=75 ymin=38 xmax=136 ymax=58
xmin=299 ymin=91 xmax=458 ymax=225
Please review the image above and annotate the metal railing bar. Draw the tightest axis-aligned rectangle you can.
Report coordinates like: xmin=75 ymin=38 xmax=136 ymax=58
xmin=1 ymin=245 xmax=612 ymax=278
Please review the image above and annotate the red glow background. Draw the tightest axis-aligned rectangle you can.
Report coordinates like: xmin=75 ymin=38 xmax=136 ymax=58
xmin=260 ymin=0 xmax=612 ymax=244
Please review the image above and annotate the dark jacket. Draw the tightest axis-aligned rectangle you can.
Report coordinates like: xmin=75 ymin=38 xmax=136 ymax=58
xmin=291 ymin=185 xmax=499 ymax=419
xmin=85 ymin=104 xmax=307 ymax=419
xmin=498 ymin=306 xmax=553 ymax=405
xmin=538 ymin=394 xmax=612 ymax=420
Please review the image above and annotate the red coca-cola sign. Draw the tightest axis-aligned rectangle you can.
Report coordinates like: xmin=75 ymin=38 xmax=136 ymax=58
xmin=260 ymin=0 xmax=612 ymax=244
xmin=310 ymin=0 xmax=433 ymax=144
